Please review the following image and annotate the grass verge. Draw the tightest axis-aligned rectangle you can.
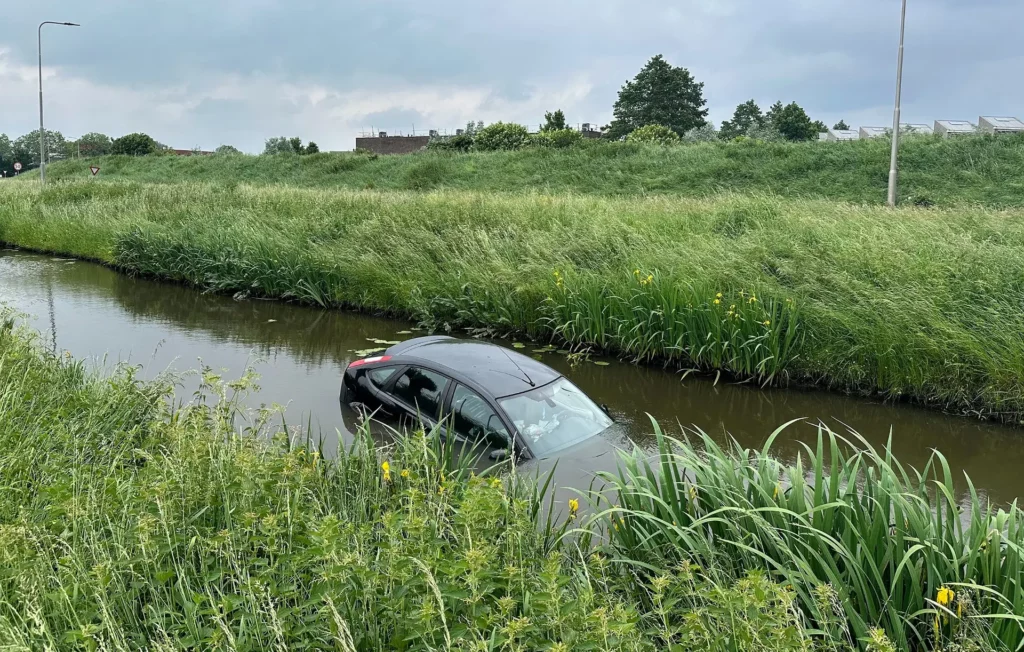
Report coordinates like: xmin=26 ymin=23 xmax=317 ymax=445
xmin=3 ymin=180 xmax=1024 ymax=421
xmin=4 ymin=313 xmax=1023 ymax=650
xmin=29 ymin=132 xmax=1024 ymax=208
xmin=0 ymin=313 xmax=879 ymax=651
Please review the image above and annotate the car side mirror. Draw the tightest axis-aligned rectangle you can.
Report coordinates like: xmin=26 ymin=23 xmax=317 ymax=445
xmin=489 ymin=448 xmax=509 ymax=461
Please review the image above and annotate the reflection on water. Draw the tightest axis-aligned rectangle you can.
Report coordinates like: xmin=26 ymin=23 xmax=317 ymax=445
xmin=2 ymin=249 xmax=1023 ymax=504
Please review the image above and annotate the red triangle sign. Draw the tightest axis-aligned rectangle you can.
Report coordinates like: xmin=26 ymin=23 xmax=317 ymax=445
xmin=90 ymin=166 xmax=100 ymax=176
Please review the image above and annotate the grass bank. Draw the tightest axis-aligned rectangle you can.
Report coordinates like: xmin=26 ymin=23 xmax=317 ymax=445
xmin=3 ymin=180 xmax=1024 ymax=422
xmin=0 ymin=315 xmax=851 ymax=651
xmin=31 ymin=132 xmax=1024 ymax=207
xmin=3 ymin=314 xmax=1023 ymax=650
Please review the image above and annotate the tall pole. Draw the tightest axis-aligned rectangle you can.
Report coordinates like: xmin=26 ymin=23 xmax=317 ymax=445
xmin=887 ymin=0 xmax=907 ymax=207
xmin=38 ymin=21 xmax=79 ymax=187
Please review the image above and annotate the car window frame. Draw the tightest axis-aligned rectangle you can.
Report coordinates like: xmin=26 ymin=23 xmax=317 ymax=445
xmin=440 ymin=380 xmax=529 ymax=460
xmin=367 ymin=365 xmax=401 ymax=390
xmin=444 ymin=382 xmax=514 ymax=447
xmin=385 ymin=364 xmax=452 ymax=426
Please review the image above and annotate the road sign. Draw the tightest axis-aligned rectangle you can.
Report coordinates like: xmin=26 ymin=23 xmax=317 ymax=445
xmin=13 ymin=162 xmax=22 ymax=171
xmin=90 ymin=166 xmax=100 ymax=176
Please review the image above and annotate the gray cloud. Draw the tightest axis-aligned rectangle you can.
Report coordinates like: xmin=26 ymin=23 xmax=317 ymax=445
xmin=1 ymin=0 xmax=1021 ymax=152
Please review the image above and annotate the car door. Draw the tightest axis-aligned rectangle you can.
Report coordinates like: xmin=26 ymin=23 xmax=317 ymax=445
xmin=444 ymin=383 xmax=516 ymax=459
xmin=386 ymin=365 xmax=451 ymax=431
xmin=351 ymin=365 xmax=405 ymax=415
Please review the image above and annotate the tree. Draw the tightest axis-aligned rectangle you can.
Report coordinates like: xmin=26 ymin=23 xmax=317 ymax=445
xmin=766 ymin=102 xmax=818 ymax=141
xmin=111 ymin=132 xmax=158 ymax=156
xmin=473 ymin=123 xmax=530 ymax=151
xmin=626 ymin=124 xmax=680 ymax=145
xmin=605 ymin=55 xmax=708 ymax=139
xmin=74 ymin=132 xmax=113 ymax=157
xmin=0 ymin=134 xmax=14 ymax=176
xmin=215 ymin=145 xmax=242 ymax=155
xmin=288 ymin=137 xmax=304 ymax=154
xmin=683 ymin=124 xmax=719 ymax=143
xmin=263 ymin=137 xmax=294 ymax=155
xmin=833 ymin=120 xmax=850 ymax=131
xmin=12 ymin=129 xmax=68 ymax=165
xmin=811 ymin=120 xmax=829 ymax=135
xmin=719 ymin=100 xmax=765 ymax=140
xmin=542 ymin=110 xmax=567 ymax=132
xmin=530 ymin=129 xmax=582 ymax=148
xmin=304 ymin=141 xmax=320 ymax=154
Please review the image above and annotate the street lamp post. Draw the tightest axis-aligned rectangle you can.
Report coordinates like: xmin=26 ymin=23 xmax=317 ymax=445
xmin=38 ymin=21 xmax=79 ymax=186
xmin=886 ymin=0 xmax=908 ymax=207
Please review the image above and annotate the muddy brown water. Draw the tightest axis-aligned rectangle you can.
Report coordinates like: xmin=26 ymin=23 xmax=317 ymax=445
xmin=2 ymin=249 xmax=1023 ymax=505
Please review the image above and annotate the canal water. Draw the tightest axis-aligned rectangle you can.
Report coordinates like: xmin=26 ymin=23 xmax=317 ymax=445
xmin=2 ymin=249 xmax=1022 ymax=504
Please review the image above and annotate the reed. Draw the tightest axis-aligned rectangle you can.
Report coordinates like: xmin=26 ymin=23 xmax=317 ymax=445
xmin=593 ymin=420 xmax=1024 ymax=651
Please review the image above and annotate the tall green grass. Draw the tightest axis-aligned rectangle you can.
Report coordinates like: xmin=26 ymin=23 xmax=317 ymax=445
xmin=595 ymin=420 xmax=1024 ymax=650
xmin=28 ymin=132 xmax=1024 ymax=207
xmin=0 ymin=314 xmax=876 ymax=650
xmin=3 ymin=181 xmax=1024 ymax=421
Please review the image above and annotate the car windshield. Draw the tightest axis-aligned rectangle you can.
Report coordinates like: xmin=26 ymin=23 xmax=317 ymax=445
xmin=499 ymin=377 xmax=612 ymax=457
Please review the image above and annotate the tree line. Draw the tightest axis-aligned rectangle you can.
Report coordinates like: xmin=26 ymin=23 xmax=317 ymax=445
xmin=0 ymin=130 xmax=244 ymax=177
xmin=424 ymin=54 xmax=854 ymax=153
xmin=602 ymin=54 xmax=850 ymax=142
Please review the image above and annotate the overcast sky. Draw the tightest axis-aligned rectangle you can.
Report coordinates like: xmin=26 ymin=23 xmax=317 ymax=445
xmin=2 ymin=0 xmax=1022 ymax=152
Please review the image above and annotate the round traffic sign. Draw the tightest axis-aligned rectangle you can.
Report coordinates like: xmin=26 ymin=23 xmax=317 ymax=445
xmin=13 ymin=162 xmax=22 ymax=171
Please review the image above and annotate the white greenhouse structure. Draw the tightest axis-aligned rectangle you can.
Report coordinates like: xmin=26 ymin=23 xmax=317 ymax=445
xmin=978 ymin=116 xmax=1024 ymax=134
xmin=934 ymin=120 xmax=977 ymax=137
xmin=859 ymin=127 xmax=888 ymax=139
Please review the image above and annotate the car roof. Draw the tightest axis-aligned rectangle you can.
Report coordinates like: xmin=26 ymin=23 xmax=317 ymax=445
xmin=386 ymin=336 xmax=560 ymax=398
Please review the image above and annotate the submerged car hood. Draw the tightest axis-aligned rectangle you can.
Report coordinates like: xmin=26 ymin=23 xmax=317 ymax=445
xmin=518 ymin=422 xmax=643 ymax=516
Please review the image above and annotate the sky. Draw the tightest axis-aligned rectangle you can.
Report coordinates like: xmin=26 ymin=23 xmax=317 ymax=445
xmin=1 ymin=0 xmax=1022 ymax=153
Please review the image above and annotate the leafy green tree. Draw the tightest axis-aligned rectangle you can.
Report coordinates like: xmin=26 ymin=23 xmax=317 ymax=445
xmin=427 ymin=133 xmax=474 ymax=153
xmin=111 ymin=132 xmax=158 ymax=156
xmin=530 ymin=129 xmax=582 ymax=148
xmin=74 ymin=132 xmax=113 ymax=157
xmin=0 ymin=134 xmax=13 ymax=176
xmin=605 ymin=55 xmax=708 ymax=139
xmin=542 ymin=110 xmax=567 ymax=132
xmin=304 ymin=142 xmax=320 ymax=154
xmin=766 ymin=102 xmax=818 ymax=141
xmin=683 ymin=124 xmax=719 ymax=142
xmin=473 ymin=123 xmax=530 ymax=151
xmin=263 ymin=137 xmax=294 ymax=155
xmin=13 ymin=129 xmax=68 ymax=165
xmin=720 ymin=100 xmax=765 ymax=140
xmin=215 ymin=145 xmax=242 ymax=155
xmin=626 ymin=124 xmax=681 ymax=145
xmin=289 ymin=137 xmax=304 ymax=154
xmin=811 ymin=120 xmax=829 ymax=135
xmin=463 ymin=121 xmax=485 ymax=137
xmin=833 ymin=120 xmax=850 ymax=131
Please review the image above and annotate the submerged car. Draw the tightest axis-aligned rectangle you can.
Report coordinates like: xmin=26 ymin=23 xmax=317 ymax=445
xmin=341 ymin=336 xmax=614 ymax=462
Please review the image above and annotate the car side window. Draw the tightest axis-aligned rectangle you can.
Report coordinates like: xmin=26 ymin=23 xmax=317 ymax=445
xmin=450 ymin=384 xmax=510 ymax=447
xmin=391 ymin=367 xmax=448 ymax=420
xmin=368 ymin=367 xmax=397 ymax=388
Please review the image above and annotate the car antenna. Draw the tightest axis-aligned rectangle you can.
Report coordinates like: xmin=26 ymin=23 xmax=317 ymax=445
xmin=500 ymin=347 xmax=536 ymax=387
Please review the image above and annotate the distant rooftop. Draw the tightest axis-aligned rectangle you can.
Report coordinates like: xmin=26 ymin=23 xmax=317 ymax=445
xmin=935 ymin=120 xmax=976 ymax=132
xmin=979 ymin=116 xmax=1024 ymax=132
xmin=860 ymin=127 xmax=888 ymax=139
xmin=828 ymin=129 xmax=859 ymax=141
xmin=901 ymin=123 xmax=933 ymax=134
